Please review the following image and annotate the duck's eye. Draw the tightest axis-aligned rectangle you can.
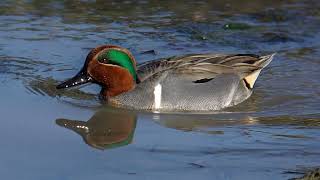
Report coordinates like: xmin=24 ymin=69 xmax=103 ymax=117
xmin=98 ymin=55 xmax=109 ymax=64
xmin=102 ymin=58 xmax=108 ymax=63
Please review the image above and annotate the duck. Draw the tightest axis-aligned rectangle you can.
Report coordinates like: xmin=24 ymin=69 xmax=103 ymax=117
xmin=56 ymin=45 xmax=275 ymax=111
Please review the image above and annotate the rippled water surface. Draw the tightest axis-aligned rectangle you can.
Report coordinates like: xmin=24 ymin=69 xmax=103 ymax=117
xmin=0 ymin=1 xmax=320 ymax=179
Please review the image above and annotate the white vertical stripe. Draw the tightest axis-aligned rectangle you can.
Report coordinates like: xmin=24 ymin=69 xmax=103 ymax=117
xmin=154 ymin=83 xmax=162 ymax=109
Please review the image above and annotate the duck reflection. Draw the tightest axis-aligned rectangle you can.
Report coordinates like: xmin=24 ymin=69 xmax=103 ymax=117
xmin=151 ymin=113 xmax=257 ymax=133
xmin=56 ymin=107 xmax=316 ymax=150
xmin=56 ymin=108 xmax=137 ymax=150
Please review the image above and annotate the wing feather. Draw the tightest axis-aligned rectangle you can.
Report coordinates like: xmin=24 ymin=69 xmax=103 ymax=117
xmin=137 ymin=53 xmax=275 ymax=83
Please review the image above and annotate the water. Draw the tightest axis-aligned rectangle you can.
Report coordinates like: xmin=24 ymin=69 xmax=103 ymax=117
xmin=0 ymin=1 xmax=320 ymax=179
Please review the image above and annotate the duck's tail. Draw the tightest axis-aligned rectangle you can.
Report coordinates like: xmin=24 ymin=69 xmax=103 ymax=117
xmin=255 ymin=53 xmax=276 ymax=69
xmin=243 ymin=53 xmax=275 ymax=89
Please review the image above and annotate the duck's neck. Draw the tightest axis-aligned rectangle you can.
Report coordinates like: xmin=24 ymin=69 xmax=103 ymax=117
xmin=100 ymin=66 xmax=136 ymax=98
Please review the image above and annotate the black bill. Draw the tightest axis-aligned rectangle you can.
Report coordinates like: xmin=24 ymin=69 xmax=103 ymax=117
xmin=56 ymin=71 xmax=93 ymax=89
